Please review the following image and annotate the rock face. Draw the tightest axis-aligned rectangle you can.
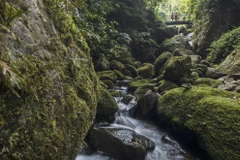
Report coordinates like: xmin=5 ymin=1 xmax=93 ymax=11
xmin=194 ymin=0 xmax=240 ymax=57
xmin=156 ymin=87 xmax=240 ymax=160
xmin=0 ymin=0 xmax=99 ymax=159
xmin=217 ymin=49 xmax=240 ymax=76
xmin=90 ymin=127 xmax=155 ymax=160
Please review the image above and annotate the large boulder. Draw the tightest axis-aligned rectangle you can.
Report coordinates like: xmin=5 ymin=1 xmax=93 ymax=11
xmin=163 ymin=56 xmax=192 ymax=83
xmin=97 ymin=70 xmax=117 ymax=82
xmin=137 ymin=63 xmax=155 ymax=78
xmin=110 ymin=60 xmax=126 ymax=73
xmin=155 ymin=25 xmax=178 ymax=44
xmin=95 ymin=57 xmax=110 ymax=71
xmin=125 ymin=64 xmax=138 ymax=78
xmin=153 ymin=51 xmax=172 ymax=75
xmin=127 ymin=79 xmax=150 ymax=93
xmin=97 ymin=87 xmax=118 ymax=116
xmin=205 ymin=67 xmax=226 ymax=79
xmin=135 ymin=92 xmax=160 ymax=118
xmin=160 ymin=34 xmax=191 ymax=53
xmin=90 ymin=127 xmax=155 ymax=160
xmin=156 ymin=87 xmax=240 ymax=160
xmin=216 ymin=49 xmax=240 ymax=77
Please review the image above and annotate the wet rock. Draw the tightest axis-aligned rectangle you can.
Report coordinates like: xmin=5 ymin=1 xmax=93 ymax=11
xmin=90 ymin=127 xmax=155 ymax=160
xmin=135 ymin=92 xmax=160 ymax=118
xmin=122 ymin=94 xmax=135 ymax=104
xmin=205 ymin=67 xmax=226 ymax=79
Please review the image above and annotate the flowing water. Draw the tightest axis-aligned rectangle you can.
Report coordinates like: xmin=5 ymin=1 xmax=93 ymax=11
xmin=76 ymin=80 xmax=201 ymax=160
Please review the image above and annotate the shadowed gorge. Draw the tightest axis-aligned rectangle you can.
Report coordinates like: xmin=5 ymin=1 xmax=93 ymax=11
xmin=0 ymin=0 xmax=240 ymax=160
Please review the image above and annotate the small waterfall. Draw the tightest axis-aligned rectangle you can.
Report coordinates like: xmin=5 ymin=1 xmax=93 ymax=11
xmin=76 ymin=80 xmax=200 ymax=160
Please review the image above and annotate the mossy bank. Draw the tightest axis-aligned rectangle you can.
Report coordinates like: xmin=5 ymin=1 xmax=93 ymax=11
xmin=0 ymin=0 xmax=99 ymax=159
xmin=157 ymin=87 xmax=240 ymax=160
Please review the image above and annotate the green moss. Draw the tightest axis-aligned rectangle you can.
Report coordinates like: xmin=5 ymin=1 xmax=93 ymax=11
xmin=101 ymin=79 xmax=114 ymax=89
xmin=154 ymin=51 xmax=172 ymax=75
xmin=157 ymin=87 xmax=240 ymax=160
xmin=134 ymin=83 xmax=155 ymax=96
xmin=113 ymin=70 xmax=125 ymax=80
xmin=163 ymin=56 xmax=192 ymax=83
xmin=137 ymin=63 xmax=155 ymax=79
xmin=124 ymin=64 xmax=138 ymax=78
xmin=97 ymin=70 xmax=117 ymax=82
xmin=216 ymin=49 xmax=240 ymax=76
xmin=109 ymin=90 xmax=120 ymax=97
xmin=0 ymin=1 xmax=100 ymax=159
xmin=158 ymin=80 xmax=178 ymax=93
xmin=0 ymin=1 xmax=25 ymax=27
xmin=110 ymin=60 xmax=126 ymax=72
xmin=207 ymin=27 xmax=240 ymax=63
xmin=193 ymin=78 xmax=222 ymax=88
xmin=97 ymin=86 xmax=118 ymax=116
xmin=127 ymin=79 xmax=150 ymax=93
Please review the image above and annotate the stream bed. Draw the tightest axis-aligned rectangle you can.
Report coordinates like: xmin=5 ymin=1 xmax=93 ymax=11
xmin=76 ymin=80 xmax=201 ymax=160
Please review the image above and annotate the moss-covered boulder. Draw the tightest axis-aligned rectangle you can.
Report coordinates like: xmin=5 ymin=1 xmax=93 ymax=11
xmin=137 ymin=63 xmax=155 ymax=79
xmin=135 ymin=92 xmax=160 ymax=118
xmin=97 ymin=70 xmax=117 ymax=82
xmin=95 ymin=57 xmax=110 ymax=71
xmin=125 ymin=64 xmax=138 ymax=78
xmin=97 ymin=87 xmax=118 ymax=116
xmin=160 ymin=34 xmax=191 ymax=53
xmin=156 ymin=87 xmax=240 ymax=160
xmin=158 ymin=80 xmax=178 ymax=93
xmin=134 ymin=83 xmax=155 ymax=96
xmin=178 ymin=26 xmax=188 ymax=35
xmin=193 ymin=78 xmax=222 ymax=88
xmin=113 ymin=70 xmax=125 ymax=80
xmin=163 ymin=56 xmax=192 ymax=83
xmin=155 ymin=25 xmax=178 ymax=44
xmin=127 ymin=79 xmax=150 ymax=93
xmin=90 ymin=127 xmax=155 ymax=160
xmin=110 ymin=60 xmax=126 ymax=73
xmin=216 ymin=49 xmax=240 ymax=76
xmin=101 ymin=79 xmax=114 ymax=89
xmin=153 ymin=51 xmax=172 ymax=75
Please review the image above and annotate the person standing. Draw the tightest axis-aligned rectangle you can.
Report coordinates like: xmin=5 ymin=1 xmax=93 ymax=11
xmin=171 ymin=12 xmax=174 ymax=21
xmin=175 ymin=12 xmax=179 ymax=21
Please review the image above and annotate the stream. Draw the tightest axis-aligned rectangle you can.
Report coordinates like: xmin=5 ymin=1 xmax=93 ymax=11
xmin=76 ymin=80 xmax=201 ymax=160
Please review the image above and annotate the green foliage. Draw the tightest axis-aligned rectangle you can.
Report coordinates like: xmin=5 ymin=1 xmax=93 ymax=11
xmin=207 ymin=27 xmax=240 ymax=63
